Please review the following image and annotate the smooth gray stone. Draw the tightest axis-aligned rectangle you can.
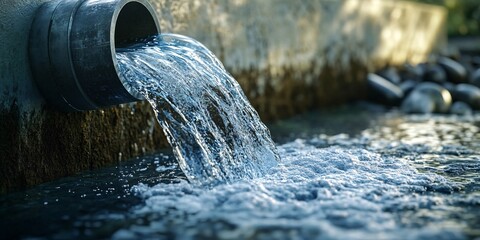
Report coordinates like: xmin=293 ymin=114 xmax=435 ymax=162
xmin=458 ymin=56 xmax=476 ymax=77
xmin=450 ymin=101 xmax=473 ymax=115
xmin=399 ymin=64 xmax=423 ymax=82
xmin=472 ymin=56 xmax=480 ymax=68
xmin=442 ymin=82 xmax=457 ymax=93
xmin=401 ymin=90 xmax=436 ymax=114
xmin=402 ymin=82 xmax=452 ymax=113
xmin=399 ymin=79 xmax=418 ymax=95
xmin=454 ymin=83 xmax=480 ymax=110
xmin=377 ymin=67 xmax=402 ymax=85
xmin=367 ymin=73 xmax=404 ymax=105
xmin=438 ymin=57 xmax=468 ymax=83
xmin=416 ymin=82 xmax=452 ymax=113
xmin=470 ymin=68 xmax=480 ymax=88
xmin=423 ymin=63 xmax=447 ymax=83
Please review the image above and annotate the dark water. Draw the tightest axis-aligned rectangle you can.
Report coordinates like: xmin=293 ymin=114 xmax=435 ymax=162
xmin=1 ymin=108 xmax=479 ymax=239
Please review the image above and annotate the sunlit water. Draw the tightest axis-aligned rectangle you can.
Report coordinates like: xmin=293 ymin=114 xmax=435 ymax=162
xmin=1 ymin=110 xmax=479 ymax=239
xmin=116 ymin=34 xmax=278 ymax=185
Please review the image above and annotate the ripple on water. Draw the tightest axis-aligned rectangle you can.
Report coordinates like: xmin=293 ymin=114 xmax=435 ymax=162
xmin=1 ymin=113 xmax=479 ymax=239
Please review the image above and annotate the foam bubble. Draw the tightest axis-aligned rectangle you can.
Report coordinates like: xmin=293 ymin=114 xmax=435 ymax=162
xmin=120 ymin=140 xmax=466 ymax=239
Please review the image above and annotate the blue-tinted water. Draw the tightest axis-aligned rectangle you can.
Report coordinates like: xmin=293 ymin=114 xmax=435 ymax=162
xmin=1 ymin=110 xmax=479 ymax=239
xmin=116 ymin=34 xmax=278 ymax=186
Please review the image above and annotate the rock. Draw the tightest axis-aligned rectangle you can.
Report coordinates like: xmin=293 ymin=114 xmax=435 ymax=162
xmin=367 ymin=73 xmax=404 ymax=105
xmin=470 ymin=68 xmax=480 ymax=88
xmin=401 ymin=82 xmax=452 ymax=113
xmin=423 ymin=63 xmax=447 ymax=83
xmin=471 ymin=56 xmax=480 ymax=68
xmin=399 ymin=63 xmax=423 ymax=82
xmin=399 ymin=79 xmax=418 ymax=95
xmin=450 ymin=101 xmax=472 ymax=115
xmin=401 ymin=90 xmax=436 ymax=114
xmin=442 ymin=82 xmax=457 ymax=94
xmin=438 ymin=57 xmax=468 ymax=83
xmin=453 ymin=83 xmax=480 ymax=110
xmin=458 ymin=56 xmax=476 ymax=77
xmin=376 ymin=66 xmax=402 ymax=85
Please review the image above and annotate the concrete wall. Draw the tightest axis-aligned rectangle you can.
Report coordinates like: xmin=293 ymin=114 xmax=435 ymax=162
xmin=151 ymin=0 xmax=446 ymax=119
xmin=0 ymin=0 xmax=446 ymax=192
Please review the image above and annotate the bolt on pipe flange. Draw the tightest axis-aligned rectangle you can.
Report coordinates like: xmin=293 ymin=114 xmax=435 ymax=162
xmin=29 ymin=0 xmax=160 ymax=111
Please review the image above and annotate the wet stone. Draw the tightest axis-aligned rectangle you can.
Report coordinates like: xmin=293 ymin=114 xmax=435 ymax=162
xmin=453 ymin=83 xmax=480 ymax=110
xmin=423 ymin=63 xmax=447 ymax=84
xmin=450 ymin=101 xmax=472 ymax=115
xmin=401 ymin=82 xmax=452 ymax=113
xmin=470 ymin=68 xmax=480 ymax=88
xmin=399 ymin=79 xmax=418 ymax=95
xmin=471 ymin=56 xmax=480 ymax=68
xmin=365 ymin=54 xmax=480 ymax=116
xmin=442 ymin=81 xmax=457 ymax=94
xmin=399 ymin=63 xmax=424 ymax=82
xmin=367 ymin=73 xmax=404 ymax=106
xmin=376 ymin=66 xmax=402 ymax=85
xmin=438 ymin=57 xmax=468 ymax=84
xmin=401 ymin=90 xmax=436 ymax=114
xmin=458 ymin=56 xmax=476 ymax=77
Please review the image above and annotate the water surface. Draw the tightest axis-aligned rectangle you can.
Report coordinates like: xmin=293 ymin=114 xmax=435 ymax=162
xmin=1 ymin=110 xmax=479 ymax=239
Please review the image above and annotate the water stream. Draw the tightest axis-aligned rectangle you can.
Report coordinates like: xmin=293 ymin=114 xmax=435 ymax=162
xmin=116 ymin=34 xmax=278 ymax=185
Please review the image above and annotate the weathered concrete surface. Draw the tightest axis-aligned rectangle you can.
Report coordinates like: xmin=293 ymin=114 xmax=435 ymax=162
xmin=0 ymin=0 xmax=446 ymax=192
xmin=152 ymin=0 xmax=447 ymax=119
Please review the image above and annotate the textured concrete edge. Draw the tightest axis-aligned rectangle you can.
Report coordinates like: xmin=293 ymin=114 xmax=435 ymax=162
xmin=0 ymin=102 xmax=167 ymax=193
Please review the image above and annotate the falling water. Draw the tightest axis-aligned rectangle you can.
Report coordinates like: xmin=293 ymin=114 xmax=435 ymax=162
xmin=116 ymin=33 xmax=279 ymax=185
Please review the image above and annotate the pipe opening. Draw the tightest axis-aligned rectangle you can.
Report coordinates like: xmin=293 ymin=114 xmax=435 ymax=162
xmin=115 ymin=2 xmax=158 ymax=47
xmin=30 ymin=0 xmax=160 ymax=111
xmin=114 ymin=2 xmax=160 ymax=100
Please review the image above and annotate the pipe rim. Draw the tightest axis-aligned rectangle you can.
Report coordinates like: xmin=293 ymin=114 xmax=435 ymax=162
xmin=111 ymin=0 xmax=161 ymax=101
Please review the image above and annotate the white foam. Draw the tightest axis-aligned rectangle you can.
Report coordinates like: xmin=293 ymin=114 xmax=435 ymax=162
xmin=117 ymin=140 xmax=465 ymax=239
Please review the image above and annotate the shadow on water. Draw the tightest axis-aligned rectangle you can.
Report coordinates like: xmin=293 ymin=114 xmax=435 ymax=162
xmin=268 ymin=102 xmax=389 ymax=143
xmin=0 ymin=149 xmax=184 ymax=239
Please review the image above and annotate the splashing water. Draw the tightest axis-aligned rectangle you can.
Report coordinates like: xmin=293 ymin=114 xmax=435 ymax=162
xmin=116 ymin=34 xmax=278 ymax=185
xmin=123 ymin=143 xmax=466 ymax=240
xmin=1 ymin=111 xmax=479 ymax=239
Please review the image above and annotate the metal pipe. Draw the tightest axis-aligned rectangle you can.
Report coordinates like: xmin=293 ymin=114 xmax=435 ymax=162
xmin=29 ymin=0 xmax=160 ymax=111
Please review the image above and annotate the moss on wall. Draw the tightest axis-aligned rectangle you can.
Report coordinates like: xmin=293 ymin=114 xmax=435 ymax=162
xmin=1 ymin=102 xmax=168 ymax=192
